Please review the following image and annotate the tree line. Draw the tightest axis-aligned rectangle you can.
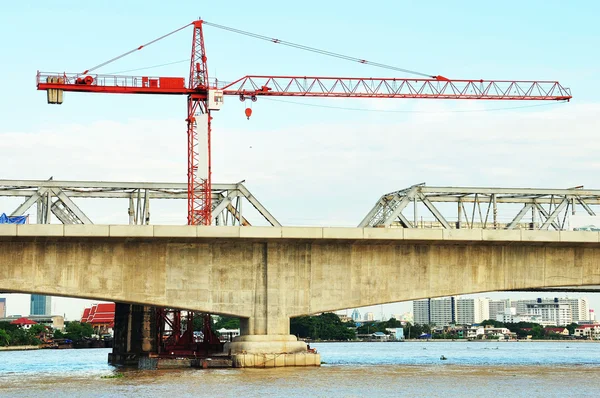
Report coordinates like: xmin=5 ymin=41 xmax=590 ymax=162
xmin=0 ymin=321 xmax=94 ymax=347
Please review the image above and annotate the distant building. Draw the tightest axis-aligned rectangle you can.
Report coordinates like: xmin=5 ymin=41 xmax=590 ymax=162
xmin=567 ymin=298 xmax=588 ymax=323
xmin=414 ymin=297 xmax=456 ymax=326
xmin=525 ymin=298 xmax=572 ymax=326
xmin=351 ymin=309 xmax=361 ymax=322
xmin=217 ymin=328 xmax=240 ymax=342
xmin=81 ymin=303 xmax=115 ymax=335
xmin=430 ymin=297 xmax=456 ymax=326
xmin=496 ymin=308 xmax=542 ymax=324
xmin=590 ymin=309 xmax=596 ymax=322
xmin=336 ymin=313 xmax=353 ymax=323
xmin=574 ymin=324 xmax=600 ymax=339
xmin=413 ymin=300 xmax=430 ymax=325
xmin=0 ymin=315 xmax=64 ymax=330
xmin=0 ymin=298 xmax=5 ymax=318
xmin=456 ymin=298 xmax=489 ymax=325
xmin=386 ymin=328 xmax=404 ymax=340
xmin=364 ymin=312 xmax=374 ymax=321
xmin=30 ymin=295 xmax=51 ymax=316
xmin=9 ymin=317 xmax=37 ymax=330
xmin=488 ymin=299 xmax=512 ymax=320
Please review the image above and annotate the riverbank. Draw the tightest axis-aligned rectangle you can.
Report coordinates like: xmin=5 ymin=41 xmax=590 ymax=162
xmin=0 ymin=345 xmax=40 ymax=351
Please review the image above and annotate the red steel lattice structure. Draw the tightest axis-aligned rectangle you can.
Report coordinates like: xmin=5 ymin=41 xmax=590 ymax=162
xmin=36 ymin=19 xmax=572 ymax=226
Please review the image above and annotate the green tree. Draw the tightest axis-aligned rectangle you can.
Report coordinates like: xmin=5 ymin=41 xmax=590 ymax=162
xmin=531 ymin=324 xmax=544 ymax=339
xmin=290 ymin=313 xmax=356 ymax=341
xmin=214 ymin=316 xmax=240 ymax=330
xmin=29 ymin=324 xmax=46 ymax=336
xmin=566 ymin=322 xmax=578 ymax=335
xmin=0 ymin=329 xmax=10 ymax=346
xmin=62 ymin=321 xmax=94 ymax=341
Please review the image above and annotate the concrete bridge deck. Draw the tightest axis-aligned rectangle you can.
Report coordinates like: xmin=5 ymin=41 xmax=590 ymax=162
xmin=1 ymin=225 xmax=599 ymax=336
xmin=1 ymin=224 xmax=600 ymax=242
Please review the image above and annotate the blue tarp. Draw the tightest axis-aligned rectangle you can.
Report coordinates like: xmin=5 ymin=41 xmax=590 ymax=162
xmin=0 ymin=213 xmax=28 ymax=224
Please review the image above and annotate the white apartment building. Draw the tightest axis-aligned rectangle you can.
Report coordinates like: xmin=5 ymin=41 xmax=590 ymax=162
xmin=488 ymin=299 xmax=511 ymax=320
xmin=413 ymin=298 xmax=457 ymax=326
xmin=364 ymin=312 xmax=374 ymax=321
xmin=430 ymin=297 xmax=456 ymax=326
xmin=413 ymin=300 xmax=431 ymax=325
xmin=496 ymin=308 xmax=542 ymax=324
xmin=567 ymin=298 xmax=588 ymax=323
xmin=526 ymin=301 xmax=571 ymax=326
xmin=456 ymin=298 xmax=490 ymax=325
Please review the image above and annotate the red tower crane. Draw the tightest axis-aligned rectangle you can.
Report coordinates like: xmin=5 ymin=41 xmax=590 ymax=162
xmin=36 ymin=20 xmax=572 ymax=226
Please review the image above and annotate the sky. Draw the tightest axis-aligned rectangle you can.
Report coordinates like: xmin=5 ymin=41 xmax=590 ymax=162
xmin=0 ymin=1 xmax=599 ymax=320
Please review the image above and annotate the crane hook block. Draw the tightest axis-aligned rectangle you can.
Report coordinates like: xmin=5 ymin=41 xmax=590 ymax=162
xmin=245 ymin=108 xmax=252 ymax=120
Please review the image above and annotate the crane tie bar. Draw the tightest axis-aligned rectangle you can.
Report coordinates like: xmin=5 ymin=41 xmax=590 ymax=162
xmin=81 ymin=22 xmax=193 ymax=75
xmin=202 ymin=21 xmax=436 ymax=79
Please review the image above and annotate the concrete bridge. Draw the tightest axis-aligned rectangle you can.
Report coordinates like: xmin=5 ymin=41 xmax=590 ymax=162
xmin=1 ymin=224 xmax=599 ymax=336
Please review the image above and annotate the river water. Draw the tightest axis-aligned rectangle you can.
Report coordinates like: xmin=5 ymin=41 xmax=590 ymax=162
xmin=1 ymin=341 xmax=599 ymax=397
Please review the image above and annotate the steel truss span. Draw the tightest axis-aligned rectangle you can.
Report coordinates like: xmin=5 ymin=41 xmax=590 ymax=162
xmin=1 ymin=179 xmax=280 ymax=227
xmin=359 ymin=183 xmax=600 ymax=230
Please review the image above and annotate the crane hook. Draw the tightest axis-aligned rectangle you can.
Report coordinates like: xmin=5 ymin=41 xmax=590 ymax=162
xmin=245 ymin=107 xmax=252 ymax=120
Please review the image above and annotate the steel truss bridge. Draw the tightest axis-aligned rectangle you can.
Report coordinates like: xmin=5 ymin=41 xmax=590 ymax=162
xmin=2 ymin=180 xmax=599 ymax=232
xmin=360 ymin=183 xmax=600 ymax=231
xmin=0 ymin=179 xmax=279 ymax=226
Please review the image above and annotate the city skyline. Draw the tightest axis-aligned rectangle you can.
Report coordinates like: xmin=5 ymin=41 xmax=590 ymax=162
xmin=0 ymin=291 xmax=597 ymax=322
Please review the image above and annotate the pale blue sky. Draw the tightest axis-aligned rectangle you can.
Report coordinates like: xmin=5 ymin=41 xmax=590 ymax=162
xmin=1 ymin=1 xmax=599 ymax=319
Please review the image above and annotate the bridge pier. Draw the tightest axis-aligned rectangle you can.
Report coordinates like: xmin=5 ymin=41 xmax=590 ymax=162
xmin=225 ymin=335 xmax=320 ymax=367
xmin=108 ymin=303 xmax=157 ymax=367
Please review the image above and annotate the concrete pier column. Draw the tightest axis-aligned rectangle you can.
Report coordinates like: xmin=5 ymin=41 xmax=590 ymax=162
xmin=108 ymin=303 xmax=157 ymax=367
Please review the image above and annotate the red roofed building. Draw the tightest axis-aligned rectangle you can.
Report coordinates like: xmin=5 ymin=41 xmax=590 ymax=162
xmin=81 ymin=303 xmax=115 ymax=335
xmin=544 ymin=327 xmax=570 ymax=336
xmin=10 ymin=317 xmax=38 ymax=330
xmin=574 ymin=324 xmax=600 ymax=339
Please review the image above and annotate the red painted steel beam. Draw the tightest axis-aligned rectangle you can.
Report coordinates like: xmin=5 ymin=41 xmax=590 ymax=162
xmin=221 ymin=76 xmax=572 ymax=101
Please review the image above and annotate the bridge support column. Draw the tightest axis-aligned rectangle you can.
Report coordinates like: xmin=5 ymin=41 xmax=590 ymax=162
xmin=108 ymin=303 xmax=157 ymax=367
xmin=222 ymin=241 xmax=320 ymax=367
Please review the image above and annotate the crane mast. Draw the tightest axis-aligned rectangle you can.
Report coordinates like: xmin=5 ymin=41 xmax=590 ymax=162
xmin=187 ymin=21 xmax=211 ymax=226
xmin=36 ymin=20 xmax=573 ymax=226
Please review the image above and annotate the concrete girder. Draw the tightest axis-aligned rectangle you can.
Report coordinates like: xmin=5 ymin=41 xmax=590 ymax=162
xmin=1 ymin=226 xmax=599 ymax=335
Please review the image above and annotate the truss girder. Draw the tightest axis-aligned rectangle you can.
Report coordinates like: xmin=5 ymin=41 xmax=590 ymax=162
xmin=361 ymin=184 xmax=600 ymax=231
xmin=53 ymin=189 xmax=93 ymax=224
xmin=0 ymin=179 xmax=279 ymax=227
xmin=418 ymin=193 xmax=451 ymax=229
xmin=10 ymin=188 xmax=48 ymax=216
xmin=539 ymin=199 xmax=568 ymax=230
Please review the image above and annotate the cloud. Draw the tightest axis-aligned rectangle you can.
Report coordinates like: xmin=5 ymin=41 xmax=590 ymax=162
xmin=1 ymin=102 xmax=598 ymax=227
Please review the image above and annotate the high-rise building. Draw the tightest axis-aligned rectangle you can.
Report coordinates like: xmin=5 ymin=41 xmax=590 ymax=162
xmin=30 ymin=295 xmax=51 ymax=316
xmin=351 ymin=309 xmax=361 ymax=322
xmin=413 ymin=299 xmax=430 ymax=325
xmin=364 ymin=312 xmax=374 ymax=321
xmin=567 ymin=298 xmax=588 ymax=323
xmin=0 ymin=298 xmax=5 ymax=318
xmin=457 ymin=298 xmax=490 ymax=324
xmin=489 ymin=299 xmax=512 ymax=320
xmin=526 ymin=298 xmax=572 ymax=326
xmin=516 ymin=297 xmax=586 ymax=325
xmin=430 ymin=297 xmax=456 ymax=326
